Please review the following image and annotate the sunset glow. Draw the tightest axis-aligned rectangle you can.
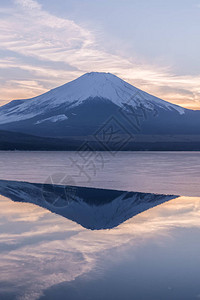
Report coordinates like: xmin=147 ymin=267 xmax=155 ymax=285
xmin=1 ymin=0 xmax=200 ymax=109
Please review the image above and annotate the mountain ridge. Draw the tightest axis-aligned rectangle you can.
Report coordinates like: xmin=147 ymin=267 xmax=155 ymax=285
xmin=0 ymin=72 xmax=200 ymax=150
xmin=0 ymin=72 xmax=186 ymax=126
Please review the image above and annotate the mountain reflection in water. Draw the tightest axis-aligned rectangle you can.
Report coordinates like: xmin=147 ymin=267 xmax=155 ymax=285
xmin=0 ymin=180 xmax=178 ymax=230
xmin=1 ymin=180 xmax=200 ymax=300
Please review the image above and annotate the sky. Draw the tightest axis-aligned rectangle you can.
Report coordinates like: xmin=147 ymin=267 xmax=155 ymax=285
xmin=0 ymin=0 xmax=200 ymax=109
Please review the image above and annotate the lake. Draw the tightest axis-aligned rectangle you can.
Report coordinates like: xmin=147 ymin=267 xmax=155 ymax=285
xmin=1 ymin=151 xmax=200 ymax=196
xmin=0 ymin=151 xmax=200 ymax=300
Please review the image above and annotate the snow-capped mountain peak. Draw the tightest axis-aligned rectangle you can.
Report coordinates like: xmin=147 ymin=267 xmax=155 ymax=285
xmin=0 ymin=72 xmax=185 ymax=125
xmin=45 ymin=71 xmax=185 ymax=113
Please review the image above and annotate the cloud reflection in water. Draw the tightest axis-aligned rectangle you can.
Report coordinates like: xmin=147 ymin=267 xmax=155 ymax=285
xmin=0 ymin=180 xmax=199 ymax=299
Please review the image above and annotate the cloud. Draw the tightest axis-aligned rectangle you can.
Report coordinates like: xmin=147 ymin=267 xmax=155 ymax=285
xmin=0 ymin=0 xmax=200 ymax=108
xmin=3 ymin=0 xmax=93 ymax=62
xmin=15 ymin=0 xmax=41 ymax=10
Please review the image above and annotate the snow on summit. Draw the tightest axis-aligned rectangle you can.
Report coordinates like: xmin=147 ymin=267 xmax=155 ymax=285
xmin=0 ymin=72 xmax=185 ymax=125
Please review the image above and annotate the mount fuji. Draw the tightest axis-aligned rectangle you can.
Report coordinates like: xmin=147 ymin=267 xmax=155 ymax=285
xmin=0 ymin=72 xmax=200 ymax=150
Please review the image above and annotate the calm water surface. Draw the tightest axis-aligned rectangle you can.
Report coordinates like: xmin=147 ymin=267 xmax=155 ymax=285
xmin=0 ymin=151 xmax=200 ymax=196
xmin=0 ymin=151 xmax=200 ymax=300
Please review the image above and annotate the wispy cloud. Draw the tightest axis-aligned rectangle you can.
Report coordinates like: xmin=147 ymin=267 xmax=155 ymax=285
xmin=0 ymin=0 xmax=200 ymax=109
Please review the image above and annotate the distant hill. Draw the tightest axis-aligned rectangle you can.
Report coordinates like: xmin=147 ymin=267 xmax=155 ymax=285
xmin=1 ymin=129 xmax=200 ymax=151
